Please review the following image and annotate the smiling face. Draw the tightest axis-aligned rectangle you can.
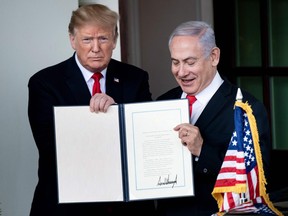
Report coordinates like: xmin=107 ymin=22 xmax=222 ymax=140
xmin=169 ymin=35 xmax=220 ymax=95
xmin=69 ymin=24 xmax=117 ymax=72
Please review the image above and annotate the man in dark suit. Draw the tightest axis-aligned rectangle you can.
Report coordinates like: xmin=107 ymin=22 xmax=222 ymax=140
xmin=155 ymin=21 xmax=272 ymax=215
xmin=28 ymin=4 xmax=154 ymax=216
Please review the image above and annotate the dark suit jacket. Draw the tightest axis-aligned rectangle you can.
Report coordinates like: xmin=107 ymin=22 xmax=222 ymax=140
xmin=155 ymin=77 xmax=272 ymax=216
xmin=28 ymin=54 xmax=154 ymax=216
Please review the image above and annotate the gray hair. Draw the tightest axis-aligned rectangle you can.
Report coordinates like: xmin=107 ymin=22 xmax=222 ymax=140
xmin=168 ymin=21 xmax=216 ymax=57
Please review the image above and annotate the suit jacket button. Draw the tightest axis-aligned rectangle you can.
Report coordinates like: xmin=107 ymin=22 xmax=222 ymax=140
xmin=203 ymin=168 xmax=208 ymax=173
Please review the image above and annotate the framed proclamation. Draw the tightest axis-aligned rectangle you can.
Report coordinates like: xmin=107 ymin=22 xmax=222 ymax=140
xmin=54 ymin=99 xmax=194 ymax=203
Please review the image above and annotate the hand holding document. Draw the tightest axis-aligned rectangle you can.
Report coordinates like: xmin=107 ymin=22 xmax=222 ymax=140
xmin=54 ymin=99 xmax=195 ymax=203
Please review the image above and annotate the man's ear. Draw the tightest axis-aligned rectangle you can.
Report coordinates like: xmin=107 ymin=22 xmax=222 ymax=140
xmin=210 ymin=47 xmax=220 ymax=66
xmin=69 ymin=33 xmax=76 ymax=50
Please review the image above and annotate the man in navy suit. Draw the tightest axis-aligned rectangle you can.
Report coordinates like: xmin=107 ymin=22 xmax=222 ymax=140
xmin=155 ymin=21 xmax=272 ymax=215
xmin=28 ymin=4 xmax=154 ymax=216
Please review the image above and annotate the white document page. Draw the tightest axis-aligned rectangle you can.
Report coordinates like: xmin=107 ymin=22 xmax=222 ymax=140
xmin=123 ymin=99 xmax=194 ymax=200
xmin=54 ymin=105 xmax=123 ymax=203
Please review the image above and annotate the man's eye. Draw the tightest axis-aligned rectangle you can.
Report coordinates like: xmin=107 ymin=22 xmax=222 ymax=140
xmin=172 ymin=60 xmax=179 ymax=66
xmin=99 ymin=37 xmax=109 ymax=43
xmin=82 ymin=38 xmax=91 ymax=44
xmin=187 ymin=61 xmax=196 ymax=66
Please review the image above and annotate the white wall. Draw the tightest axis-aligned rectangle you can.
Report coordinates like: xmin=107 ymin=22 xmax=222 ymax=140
xmin=0 ymin=1 xmax=78 ymax=215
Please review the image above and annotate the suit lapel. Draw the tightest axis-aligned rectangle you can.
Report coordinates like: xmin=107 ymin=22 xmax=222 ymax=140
xmin=195 ymin=81 xmax=233 ymax=128
xmin=65 ymin=56 xmax=92 ymax=105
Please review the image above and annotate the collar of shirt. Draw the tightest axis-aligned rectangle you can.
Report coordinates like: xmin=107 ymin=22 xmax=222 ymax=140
xmin=182 ymin=71 xmax=224 ymax=124
xmin=74 ymin=54 xmax=107 ymax=94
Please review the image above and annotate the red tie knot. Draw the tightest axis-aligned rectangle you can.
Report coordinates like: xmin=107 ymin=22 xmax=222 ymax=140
xmin=187 ymin=95 xmax=197 ymax=104
xmin=186 ymin=95 xmax=197 ymax=115
xmin=92 ymin=72 xmax=102 ymax=81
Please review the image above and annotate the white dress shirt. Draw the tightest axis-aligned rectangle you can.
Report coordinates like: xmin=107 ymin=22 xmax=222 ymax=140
xmin=75 ymin=54 xmax=107 ymax=95
xmin=182 ymin=72 xmax=224 ymax=125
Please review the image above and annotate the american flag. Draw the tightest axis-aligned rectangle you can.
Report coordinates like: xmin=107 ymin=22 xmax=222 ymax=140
xmin=211 ymin=89 xmax=282 ymax=216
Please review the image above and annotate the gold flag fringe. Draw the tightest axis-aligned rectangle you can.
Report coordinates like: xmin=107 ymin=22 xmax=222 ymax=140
xmin=234 ymin=101 xmax=283 ymax=216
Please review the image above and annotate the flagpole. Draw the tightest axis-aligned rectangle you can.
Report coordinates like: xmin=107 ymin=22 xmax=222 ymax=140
xmin=236 ymin=88 xmax=243 ymax=101
xmin=236 ymin=88 xmax=247 ymax=205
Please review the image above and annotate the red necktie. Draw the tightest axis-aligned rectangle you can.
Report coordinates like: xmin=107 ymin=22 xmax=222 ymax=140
xmin=92 ymin=73 xmax=102 ymax=95
xmin=186 ymin=95 xmax=197 ymax=115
